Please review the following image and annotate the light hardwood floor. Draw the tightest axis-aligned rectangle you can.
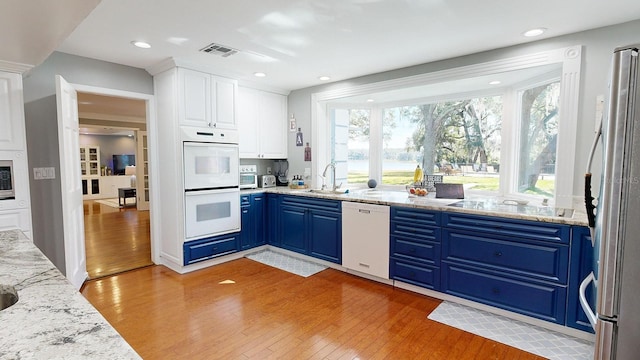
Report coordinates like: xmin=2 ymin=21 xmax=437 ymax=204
xmin=81 ymin=259 xmax=545 ymax=359
xmin=83 ymin=200 xmax=153 ymax=279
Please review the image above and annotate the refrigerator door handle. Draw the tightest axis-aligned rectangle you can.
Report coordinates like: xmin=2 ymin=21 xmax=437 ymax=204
xmin=579 ymin=271 xmax=597 ymax=329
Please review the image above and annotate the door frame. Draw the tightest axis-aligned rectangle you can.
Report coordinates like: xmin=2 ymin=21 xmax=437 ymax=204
xmin=63 ymin=82 xmax=160 ymax=265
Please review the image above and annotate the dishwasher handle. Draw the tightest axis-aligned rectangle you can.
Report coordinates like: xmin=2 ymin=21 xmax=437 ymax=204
xmin=358 ymin=209 xmax=370 ymax=214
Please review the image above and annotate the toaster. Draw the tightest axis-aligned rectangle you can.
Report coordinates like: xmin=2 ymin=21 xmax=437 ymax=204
xmin=259 ymin=174 xmax=277 ymax=188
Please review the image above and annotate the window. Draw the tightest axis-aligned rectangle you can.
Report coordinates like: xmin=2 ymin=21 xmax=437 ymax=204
xmin=315 ymin=46 xmax=581 ymax=208
xmin=516 ymin=81 xmax=560 ymax=197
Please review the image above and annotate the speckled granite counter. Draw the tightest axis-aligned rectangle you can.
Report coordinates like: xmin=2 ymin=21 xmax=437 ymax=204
xmin=245 ymin=187 xmax=588 ymax=226
xmin=0 ymin=230 xmax=141 ymax=359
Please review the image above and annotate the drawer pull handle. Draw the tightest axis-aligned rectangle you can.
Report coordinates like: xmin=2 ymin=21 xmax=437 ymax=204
xmin=492 ymin=288 xmax=500 ymax=295
xmin=494 ymin=251 xmax=502 ymax=257
xmin=409 ymin=271 xmax=416 ymax=277
xmin=359 ymin=262 xmax=370 ymax=268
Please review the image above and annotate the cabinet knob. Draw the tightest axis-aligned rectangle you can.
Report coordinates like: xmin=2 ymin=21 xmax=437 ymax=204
xmin=494 ymin=251 xmax=502 ymax=257
xmin=492 ymin=287 xmax=500 ymax=295
xmin=409 ymin=248 xmax=416 ymax=253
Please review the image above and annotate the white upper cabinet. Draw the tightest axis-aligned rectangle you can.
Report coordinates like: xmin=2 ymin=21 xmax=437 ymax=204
xmin=238 ymin=87 xmax=287 ymax=159
xmin=178 ymin=68 xmax=237 ymax=129
xmin=0 ymin=72 xmax=26 ymax=151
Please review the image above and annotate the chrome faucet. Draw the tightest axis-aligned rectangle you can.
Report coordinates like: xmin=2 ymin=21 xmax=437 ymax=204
xmin=322 ymin=162 xmax=341 ymax=191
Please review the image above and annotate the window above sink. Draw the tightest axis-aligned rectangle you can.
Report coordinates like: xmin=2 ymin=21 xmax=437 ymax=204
xmin=312 ymin=46 xmax=582 ymax=209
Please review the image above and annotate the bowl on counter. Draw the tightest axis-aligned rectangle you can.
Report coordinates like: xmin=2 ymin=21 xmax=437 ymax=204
xmin=406 ymin=184 xmax=428 ymax=197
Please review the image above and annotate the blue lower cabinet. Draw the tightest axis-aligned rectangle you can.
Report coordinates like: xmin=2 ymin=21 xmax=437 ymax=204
xmin=390 ymin=258 xmax=440 ymax=290
xmin=266 ymin=194 xmax=281 ymax=246
xmin=308 ymin=209 xmax=341 ymax=263
xmin=239 ymin=194 xmax=266 ymax=251
xmin=280 ymin=204 xmax=307 ymax=253
xmin=183 ymin=233 xmax=239 ymax=265
xmin=567 ymin=226 xmax=596 ymax=333
xmin=441 ymin=262 xmax=567 ymax=324
xmin=275 ymin=195 xmax=342 ymax=264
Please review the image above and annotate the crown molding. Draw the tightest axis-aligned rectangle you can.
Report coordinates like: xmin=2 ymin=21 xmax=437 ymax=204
xmin=0 ymin=60 xmax=34 ymax=74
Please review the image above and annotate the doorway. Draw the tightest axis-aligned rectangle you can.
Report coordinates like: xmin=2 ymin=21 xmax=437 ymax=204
xmin=77 ymin=92 xmax=152 ymax=279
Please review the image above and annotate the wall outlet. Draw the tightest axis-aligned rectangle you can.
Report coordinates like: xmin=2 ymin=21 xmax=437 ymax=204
xmin=267 ymin=167 xmax=272 ymax=174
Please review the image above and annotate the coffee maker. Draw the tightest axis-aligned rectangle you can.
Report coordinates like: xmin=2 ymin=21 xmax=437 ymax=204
xmin=273 ymin=159 xmax=289 ymax=186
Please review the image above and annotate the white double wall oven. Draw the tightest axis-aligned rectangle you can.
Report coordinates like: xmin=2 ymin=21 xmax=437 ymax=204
xmin=182 ymin=128 xmax=240 ymax=240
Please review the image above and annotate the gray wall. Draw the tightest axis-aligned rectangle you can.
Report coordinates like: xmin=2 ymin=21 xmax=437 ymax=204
xmin=287 ymin=19 xmax=640 ymax=202
xmin=24 ymin=95 xmax=65 ymax=269
xmin=23 ymin=51 xmax=153 ymax=274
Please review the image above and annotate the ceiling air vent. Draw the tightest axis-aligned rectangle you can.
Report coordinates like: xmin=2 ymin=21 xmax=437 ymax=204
xmin=199 ymin=43 xmax=239 ymax=57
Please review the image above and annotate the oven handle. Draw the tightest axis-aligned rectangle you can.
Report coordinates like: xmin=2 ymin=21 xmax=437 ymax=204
xmin=185 ymin=188 xmax=239 ymax=196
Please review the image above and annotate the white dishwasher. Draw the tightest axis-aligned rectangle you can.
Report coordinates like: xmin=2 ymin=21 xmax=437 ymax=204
xmin=341 ymin=201 xmax=390 ymax=279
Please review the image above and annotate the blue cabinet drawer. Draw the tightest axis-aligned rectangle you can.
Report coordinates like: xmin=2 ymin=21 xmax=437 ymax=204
xmin=442 ymin=212 xmax=569 ymax=244
xmin=442 ymin=263 xmax=567 ymax=324
xmin=183 ymin=234 xmax=238 ymax=265
xmin=391 ymin=206 xmax=440 ymax=227
xmin=240 ymin=195 xmax=251 ymax=205
xmin=390 ymin=259 xmax=440 ymax=290
xmin=390 ymin=222 xmax=440 ymax=242
xmin=442 ymin=230 xmax=568 ymax=284
xmin=281 ymin=195 xmax=341 ymax=212
xmin=391 ymin=235 xmax=440 ymax=265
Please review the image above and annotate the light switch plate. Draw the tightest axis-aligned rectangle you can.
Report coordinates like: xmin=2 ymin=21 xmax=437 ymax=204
xmin=33 ymin=167 xmax=56 ymax=180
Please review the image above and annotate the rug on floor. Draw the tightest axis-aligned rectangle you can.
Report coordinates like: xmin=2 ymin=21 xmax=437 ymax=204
xmin=246 ymin=250 xmax=327 ymax=277
xmin=428 ymin=301 xmax=594 ymax=360
xmin=95 ymin=198 xmax=122 ymax=208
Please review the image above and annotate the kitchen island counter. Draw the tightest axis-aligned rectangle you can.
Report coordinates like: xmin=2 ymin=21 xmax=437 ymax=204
xmin=0 ymin=230 xmax=140 ymax=359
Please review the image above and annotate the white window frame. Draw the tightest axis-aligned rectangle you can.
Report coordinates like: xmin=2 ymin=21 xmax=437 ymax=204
xmin=312 ymin=46 xmax=581 ymax=208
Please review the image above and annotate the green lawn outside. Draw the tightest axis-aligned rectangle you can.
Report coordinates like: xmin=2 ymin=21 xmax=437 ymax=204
xmin=347 ymin=170 xmax=554 ymax=196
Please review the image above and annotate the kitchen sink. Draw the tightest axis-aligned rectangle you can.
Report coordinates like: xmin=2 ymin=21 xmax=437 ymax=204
xmin=0 ymin=285 xmax=18 ymax=311
xmin=307 ymin=188 xmax=348 ymax=195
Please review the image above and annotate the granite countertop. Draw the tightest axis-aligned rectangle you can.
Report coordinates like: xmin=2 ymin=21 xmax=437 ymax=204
xmin=244 ymin=186 xmax=588 ymax=226
xmin=0 ymin=230 xmax=141 ymax=359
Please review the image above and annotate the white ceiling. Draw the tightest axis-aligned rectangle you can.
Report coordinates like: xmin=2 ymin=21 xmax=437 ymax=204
xmin=54 ymin=0 xmax=640 ymax=92
xmin=0 ymin=0 xmax=99 ymax=68
xmin=2 ymin=1 xmax=640 ymax=93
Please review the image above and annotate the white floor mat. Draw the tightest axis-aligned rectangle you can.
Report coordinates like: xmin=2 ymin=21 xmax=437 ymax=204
xmin=428 ymin=301 xmax=594 ymax=360
xmin=246 ymin=250 xmax=327 ymax=277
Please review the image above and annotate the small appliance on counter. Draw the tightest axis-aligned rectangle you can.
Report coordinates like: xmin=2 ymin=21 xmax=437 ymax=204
xmin=259 ymin=174 xmax=276 ymax=188
xmin=273 ymin=159 xmax=289 ymax=186
xmin=239 ymin=164 xmax=258 ymax=189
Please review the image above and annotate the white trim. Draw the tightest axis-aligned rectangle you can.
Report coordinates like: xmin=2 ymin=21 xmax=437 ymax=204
xmin=312 ymin=45 xmax=582 ymax=204
xmin=0 ymin=60 xmax=34 ymax=74
xmin=69 ymin=83 xmax=161 ymax=265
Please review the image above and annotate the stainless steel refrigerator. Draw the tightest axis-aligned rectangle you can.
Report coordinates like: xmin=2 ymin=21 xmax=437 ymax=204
xmin=583 ymin=45 xmax=640 ymax=360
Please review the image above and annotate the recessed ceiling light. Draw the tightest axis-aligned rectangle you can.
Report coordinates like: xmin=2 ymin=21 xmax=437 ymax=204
xmin=488 ymin=80 xmax=501 ymax=85
xmin=366 ymin=99 xmax=375 ymax=102
xmin=318 ymin=76 xmax=331 ymax=81
xmin=254 ymin=72 xmax=267 ymax=77
xmin=523 ymin=28 xmax=546 ymax=37
xmin=131 ymin=41 xmax=151 ymax=49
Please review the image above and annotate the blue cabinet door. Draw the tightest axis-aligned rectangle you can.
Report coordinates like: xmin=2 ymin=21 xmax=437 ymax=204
xmin=280 ymin=205 xmax=307 ymax=253
xmin=253 ymin=194 xmax=266 ymax=246
xmin=267 ymin=194 xmax=280 ymax=246
xmin=239 ymin=204 xmax=252 ymax=250
xmin=308 ymin=209 xmax=341 ymax=263
xmin=567 ymin=226 xmax=595 ymax=333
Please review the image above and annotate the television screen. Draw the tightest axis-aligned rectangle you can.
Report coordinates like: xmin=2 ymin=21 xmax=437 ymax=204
xmin=112 ymin=154 xmax=135 ymax=175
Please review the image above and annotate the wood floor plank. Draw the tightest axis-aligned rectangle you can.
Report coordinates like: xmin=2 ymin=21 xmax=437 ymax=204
xmin=81 ymin=258 xmax=549 ymax=360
